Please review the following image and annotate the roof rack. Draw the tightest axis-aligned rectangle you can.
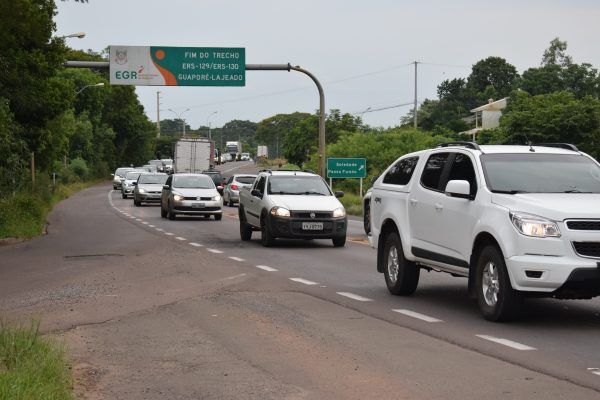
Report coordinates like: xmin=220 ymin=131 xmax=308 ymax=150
xmin=436 ymin=141 xmax=482 ymax=151
xmin=533 ymin=143 xmax=579 ymax=152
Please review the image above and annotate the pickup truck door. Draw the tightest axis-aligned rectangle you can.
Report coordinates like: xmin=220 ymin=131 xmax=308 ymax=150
xmin=246 ymin=176 xmax=266 ymax=226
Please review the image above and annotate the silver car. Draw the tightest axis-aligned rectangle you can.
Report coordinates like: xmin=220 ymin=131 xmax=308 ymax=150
xmin=112 ymin=167 xmax=134 ymax=190
xmin=133 ymin=173 xmax=168 ymax=206
xmin=223 ymin=174 xmax=257 ymax=207
xmin=161 ymin=174 xmax=223 ymax=220
xmin=121 ymin=171 xmax=145 ymax=199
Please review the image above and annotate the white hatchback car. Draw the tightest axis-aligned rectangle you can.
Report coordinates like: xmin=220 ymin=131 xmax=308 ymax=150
xmin=369 ymin=142 xmax=600 ymax=321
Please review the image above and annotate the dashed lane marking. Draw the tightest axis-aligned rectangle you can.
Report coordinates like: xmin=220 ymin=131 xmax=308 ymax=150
xmin=229 ymin=256 xmax=245 ymax=262
xmin=190 ymin=243 xmax=203 ymax=247
xmin=142 ymin=222 xmax=149 ymax=225
xmin=207 ymin=248 xmax=224 ymax=254
xmin=165 ymin=232 xmax=175 ymax=236
xmin=392 ymin=309 xmax=443 ymax=323
xmin=290 ymin=278 xmax=318 ymax=286
xmin=149 ymin=225 xmax=155 ymax=228
xmin=175 ymin=237 xmax=186 ymax=241
xmin=337 ymin=292 xmax=373 ymax=302
xmin=476 ymin=335 xmax=536 ymax=351
xmin=155 ymin=228 xmax=164 ymax=232
xmin=256 ymin=265 xmax=278 ymax=272
xmin=587 ymin=368 xmax=600 ymax=376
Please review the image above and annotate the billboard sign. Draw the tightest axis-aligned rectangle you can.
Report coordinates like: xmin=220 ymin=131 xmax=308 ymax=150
xmin=109 ymin=46 xmax=245 ymax=86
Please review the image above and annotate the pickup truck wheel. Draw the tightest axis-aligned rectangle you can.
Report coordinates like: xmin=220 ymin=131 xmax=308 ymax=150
xmin=383 ymin=233 xmax=419 ymax=295
xmin=214 ymin=214 xmax=222 ymax=221
xmin=476 ymin=245 xmax=522 ymax=322
xmin=261 ymin=217 xmax=275 ymax=247
xmin=363 ymin=201 xmax=371 ymax=235
xmin=332 ymin=236 xmax=346 ymax=247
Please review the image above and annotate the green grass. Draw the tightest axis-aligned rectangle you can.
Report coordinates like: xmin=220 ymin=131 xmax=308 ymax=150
xmin=339 ymin=192 xmax=363 ymax=217
xmin=0 ymin=181 xmax=98 ymax=239
xmin=0 ymin=320 xmax=73 ymax=400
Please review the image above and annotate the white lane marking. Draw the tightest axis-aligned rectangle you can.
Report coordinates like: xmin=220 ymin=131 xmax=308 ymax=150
xmin=175 ymin=237 xmax=186 ymax=241
xmin=337 ymin=292 xmax=373 ymax=302
xmin=155 ymin=228 xmax=164 ymax=232
xmin=207 ymin=248 xmax=223 ymax=254
xmin=392 ymin=309 xmax=443 ymax=323
xmin=256 ymin=265 xmax=278 ymax=272
xmin=229 ymin=256 xmax=245 ymax=262
xmin=189 ymin=242 xmax=203 ymax=247
xmin=142 ymin=222 xmax=149 ymax=225
xmin=149 ymin=225 xmax=155 ymax=228
xmin=130 ymin=216 xmax=136 ymax=219
xmin=165 ymin=232 xmax=175 ymax=236
xmin=476 ymin=335 xmax=536 ymax=351
xmin=221 ymin=161 xmax=252 ymax=174
xmin=587 ymin=368 xmax=600 ymax=376
xmin=290 ymin=278 xmax=318 ymax=286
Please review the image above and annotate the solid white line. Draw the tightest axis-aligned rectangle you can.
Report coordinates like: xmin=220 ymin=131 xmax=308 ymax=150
xmin=476 ymin=335 xmax=536 ymax=351
xmin=207 ymin=248 xmax=223 ymax=254
xmin=256 ymin=265 xmax=278 ymax=272
xmin=290 ymin=278 xmax=318 ymax=286
xmin=392 ymin=309 xmax=443 ymax=323
xmin=337 ymin=292 xmax=373 ymax=302
xmin=189 ymin=242 xmax=203 ymax=247
xmin=229 ymin=256 xmax=245 ymax=262
xmin=165 ymin=232 xmax=174 ymax=236
xmin=175 ymin=237 xmax=186 ymax=241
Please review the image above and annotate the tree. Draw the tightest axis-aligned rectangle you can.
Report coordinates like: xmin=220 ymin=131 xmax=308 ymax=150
xmin=0 ymin=99 xmax=27 ymax=194
xmin=467 ymin=57 xmax=519 ymax=100
xmin=542 ymin=37 xmax=572 ymax=67
xmin=256 ymin=112 xmax=312 ymax=159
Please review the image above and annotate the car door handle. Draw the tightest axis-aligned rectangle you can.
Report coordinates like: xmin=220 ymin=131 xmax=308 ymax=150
xmin=435 ymin=203 xmax=443 ymax=211
xmin=409 ymin=198 xmax=418 ymax=206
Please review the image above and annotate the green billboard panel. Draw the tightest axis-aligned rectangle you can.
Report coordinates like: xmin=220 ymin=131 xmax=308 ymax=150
xmin=110 ymin=46 xmax=245 ymax=86
xmin=327 ymin=158 xmax=367 ymax=178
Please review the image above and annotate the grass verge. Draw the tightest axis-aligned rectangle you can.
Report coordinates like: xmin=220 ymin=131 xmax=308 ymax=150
xmin=339 ymin=192 xmax=363 ymax=217
xmin=0 ymin=320 xmax=73 ymax=400
xmin=0 ymin=180 xmax=100 ymax=239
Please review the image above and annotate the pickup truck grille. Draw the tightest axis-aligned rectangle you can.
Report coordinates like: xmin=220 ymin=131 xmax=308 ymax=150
xmin=184 ymin=196 xmax=213 ymax=201
xmin=291 ymin=211 xmax=332 ymax=219
xmin=573 ymin=242 xmax=600 ymax=258
xmin=566 ymin=220 xmax=600 ymax=231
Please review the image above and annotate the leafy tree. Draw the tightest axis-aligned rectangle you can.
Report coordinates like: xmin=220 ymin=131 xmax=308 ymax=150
xmin=256 ymin=112 xmax=312 ymax=159
xmin=542 ymin=37 xmax=572 ymax=67
xmin=0 ymin=99 xmax=27 ymax=194
xmin=467 ymin=57 xmax=519 ymax=100
xmin=160 ymin=118 xmax=189 ymax=136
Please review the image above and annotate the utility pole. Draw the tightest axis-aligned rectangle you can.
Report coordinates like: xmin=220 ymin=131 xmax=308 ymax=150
xmin=156 ymin=91 xmax=161 ymax=137
xmin=413 ymin=61 xmax=419 ymax=128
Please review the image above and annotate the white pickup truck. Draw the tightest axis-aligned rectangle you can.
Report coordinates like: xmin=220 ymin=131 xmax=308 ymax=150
xmin=238 ymin=170 xmax=348 ymax=247
xmin=369 ymin=142 xmax=600 ymax=321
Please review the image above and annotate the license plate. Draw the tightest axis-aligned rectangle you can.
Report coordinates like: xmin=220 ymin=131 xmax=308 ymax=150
xmin=302 ymin=222 xmax=323 ymax=231
xmin=192 ymin=203 xmax=205 ymax=208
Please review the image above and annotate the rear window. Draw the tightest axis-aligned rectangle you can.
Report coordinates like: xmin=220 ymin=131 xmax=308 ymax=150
xmin=235 ymin=176 xmax=256 ymax=184
xmin=173 ymin=175 xmax=214 ymax=189
xmin=137 ymin=174 xmax=167 ymax=184
xmin=383 ymin=157 xmax=419 ymax=185
xmin=125 ymin=172 xmax=142 ymax=180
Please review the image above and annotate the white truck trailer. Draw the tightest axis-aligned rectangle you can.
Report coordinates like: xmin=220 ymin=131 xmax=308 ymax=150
xmin=174 ymin=138 xmax=214 ymax=173
xmin=257 ymin=145 xmax=268 ymax=158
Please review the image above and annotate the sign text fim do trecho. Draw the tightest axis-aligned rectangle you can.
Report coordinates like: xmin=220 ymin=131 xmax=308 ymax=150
xmin=109 ymin=46 xmax=245 ymax=86
xmin=327 ymin=158 xmax=366 ymax=179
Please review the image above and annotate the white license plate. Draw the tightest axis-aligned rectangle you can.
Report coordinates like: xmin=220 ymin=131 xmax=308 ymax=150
xmin=192 ymin=203 xmax=205 ymax=208
xmin=302 ymin=222 xmax=323 ymax=231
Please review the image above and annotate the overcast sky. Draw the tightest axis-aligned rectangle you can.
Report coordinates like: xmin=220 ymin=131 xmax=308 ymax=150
xmin=56 ymin=0 xmax=600 ymax=130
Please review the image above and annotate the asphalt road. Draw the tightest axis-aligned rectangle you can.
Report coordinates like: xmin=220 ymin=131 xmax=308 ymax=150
xmin=1 ymin=160 xmax=599 ymax=399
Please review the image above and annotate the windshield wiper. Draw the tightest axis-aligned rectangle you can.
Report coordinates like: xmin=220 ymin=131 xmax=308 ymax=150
xmin=303 ymin=191 xmax=327 ymax=196
xmin=491 ymin=189 xmax=529 ymax=194
xmin=562 ymin=189 xmax=592 ymax=193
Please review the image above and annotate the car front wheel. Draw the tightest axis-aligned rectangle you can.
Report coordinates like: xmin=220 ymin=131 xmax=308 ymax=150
xmin=260 ymin=216 xmax=275 ymax=247
xmin=476 ymin=245 xmax=522 ymax=322
xmin=383 ymin=232 xmax=419 ymax=295
xmin=332 ymin=236 xmax=346 ymax=247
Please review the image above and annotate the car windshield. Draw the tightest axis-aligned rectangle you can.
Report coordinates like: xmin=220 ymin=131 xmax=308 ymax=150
xmin=148 ymin=160 xmax=162 ymax=166
xmin=173 ymin=175 xmax=214 ymax=189
xmin=268 ymin=176 xmax=332 ymax=195
xmin=125 ymin=172 xmax=142 ymax=180
xmin=481 ymin=153 xmax=600 ymax=193
xmin=235 ymin=176 xmax=256 ymax=184
xmin=137 ymin=174 xmax=167 ymax=184
xmin=115 ymin=168 xmax=131 ymax=177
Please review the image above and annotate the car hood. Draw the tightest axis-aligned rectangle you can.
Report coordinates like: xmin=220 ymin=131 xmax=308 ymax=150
xmin=171 ymin=187 xmax=218 ymax=197
xmin=491 ymin=193 xmax=600 ymax=221
xmin=138 ymin=184 xmax=164 ymax=191
xmin=270 ymin=195 xmax=343 ymax=212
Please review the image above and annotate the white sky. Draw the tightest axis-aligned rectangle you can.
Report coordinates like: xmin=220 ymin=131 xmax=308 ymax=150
xmin=56 ymin=0 xmax=600 ymax=129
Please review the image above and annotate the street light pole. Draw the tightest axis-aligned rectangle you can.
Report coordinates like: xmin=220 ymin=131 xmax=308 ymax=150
xmin=206 ymin=111 xmax=218 ymax=141
xmin=168 ymin=108 xmax=190 ymax=137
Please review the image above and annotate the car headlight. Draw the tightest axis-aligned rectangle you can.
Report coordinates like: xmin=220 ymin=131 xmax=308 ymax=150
xmin=138 ymin=188 xmax=146 ymax=194
xmin=333 ymin=207 xmax=346 ymax=218
xmin=173 ymin=194 xmax=183 ymax=202
xmin=270 ymin=206 xmax=290 ymax=218
xmin=510 ymin=212 xmax=560 ymax=238
xmin=212 ymin=195 xmax=221 ymax=201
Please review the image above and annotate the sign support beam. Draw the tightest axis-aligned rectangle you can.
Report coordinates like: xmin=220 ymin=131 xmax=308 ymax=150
xmin=64 ymin=61 xmax=327 ymax=177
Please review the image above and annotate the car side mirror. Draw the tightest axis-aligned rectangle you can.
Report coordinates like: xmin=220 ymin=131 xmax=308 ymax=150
xmin=445 ymin=180 xmax=472 ymax=200
xmin=132 ymin=182 xmax=137 ymax=186
xmin=251 ymin=189 xmax=262 ymax=198
xmin=334 ymin=191 xmax=344 ymax=198
xmin=163 ymin=184 xmax=169 ymax=189
xmin=111 ymin=173 xmax=114 ymax=176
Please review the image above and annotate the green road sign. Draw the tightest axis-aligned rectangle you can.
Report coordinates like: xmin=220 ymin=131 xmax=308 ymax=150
xmin=327 ymin=158 xmax=366 ymax=178
xmin=110 ymin=46 xmax=245 ymax=86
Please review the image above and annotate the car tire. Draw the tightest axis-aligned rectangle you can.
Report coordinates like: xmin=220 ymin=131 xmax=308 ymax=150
xmin=476 ymin=245 xmax=522 ymax=322
xmin=332 ymin=236 xmax=346 ymax=247
xmin=260 ymin=215 xmax=275 ymax=247
xmin=383 ymin=232 xmax=419 ymax=295
xmin=168 ymin=203 xmax=176 ymax=220
xmin=214 ymin=214 xmax=222 ymax=221
xmin=134 ymin=199 xmax=141 ymax=207
xmin=121 ymin=192 xmax=127 ymax=199
xmin=364 ymin=200 xmax=371 ymax=235
xmin=228 ymin=197 xmax=234 ymax=207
